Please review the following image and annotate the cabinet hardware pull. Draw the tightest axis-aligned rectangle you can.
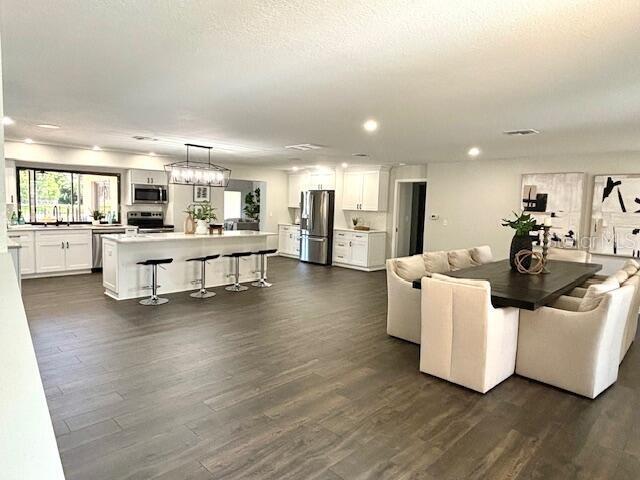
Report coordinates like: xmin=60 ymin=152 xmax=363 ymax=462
xmin=66 ymin=241 xmax=70 ymax=249
xmin=61 ymin=241 xmax=64 ymax=249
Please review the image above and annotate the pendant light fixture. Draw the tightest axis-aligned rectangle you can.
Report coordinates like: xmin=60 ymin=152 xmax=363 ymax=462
xmin=165 ymin=143 xmax=231 ymax=187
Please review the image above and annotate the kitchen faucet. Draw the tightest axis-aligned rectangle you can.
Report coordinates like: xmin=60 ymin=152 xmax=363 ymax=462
xmin=53 ymin=205 xmax=59 ymax=226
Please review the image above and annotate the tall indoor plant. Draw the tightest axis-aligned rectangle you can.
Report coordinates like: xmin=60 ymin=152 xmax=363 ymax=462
xmin=502 ymin=211 xmax=538 ymax=270
xmin=243 ymin=187 xmax=260 ymax=222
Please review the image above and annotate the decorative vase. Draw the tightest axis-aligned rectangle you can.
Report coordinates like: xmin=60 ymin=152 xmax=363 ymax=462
xmin=510 ymin=234 xmax=533 ymax=271
xmin=92 ymin=220 xmax=101 ymax=226
xmin=184 ymin=214 xmax=195 ymax=235
xmin=195 ymin=219 xmax=209 ymax=235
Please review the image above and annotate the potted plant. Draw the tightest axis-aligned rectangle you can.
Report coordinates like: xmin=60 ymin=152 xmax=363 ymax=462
xmin=91 ymin=210 xmax=104 ymax=226
xmin=243 ymin=187 xmax=260 ymax=222
xmin=186 ymin=203 xmax=218 ymax=235
xmin=502 ymin=211 xmax=538 ymax=270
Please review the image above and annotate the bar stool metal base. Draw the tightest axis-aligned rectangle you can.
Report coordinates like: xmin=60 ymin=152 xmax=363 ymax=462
xmin=139 ymin=296 xmax=169 ymax=306
xmin=225 ymin=284 xmax=249 ymax=292
xmin=251 ymin=279 xmax=272 ymax=288
xmin=190 ymin=290 xmax=216 ymax=299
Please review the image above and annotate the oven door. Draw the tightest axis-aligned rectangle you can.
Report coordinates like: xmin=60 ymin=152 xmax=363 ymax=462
xmin=132 ymin=184 xmax=168 ymax=204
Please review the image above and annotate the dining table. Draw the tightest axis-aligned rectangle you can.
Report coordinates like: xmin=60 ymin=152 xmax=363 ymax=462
xmin=412 ymin=258 xmax=602 ymax=310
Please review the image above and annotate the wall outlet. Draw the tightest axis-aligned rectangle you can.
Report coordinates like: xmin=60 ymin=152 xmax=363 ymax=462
xmin=430 ymin=214 xmax=439 ymax=221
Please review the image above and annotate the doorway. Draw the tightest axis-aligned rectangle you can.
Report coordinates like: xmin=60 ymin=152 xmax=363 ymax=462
xmin=392 ymin=180 xmax=427 ymax=258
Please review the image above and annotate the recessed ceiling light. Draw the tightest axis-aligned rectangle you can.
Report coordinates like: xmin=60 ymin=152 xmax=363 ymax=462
xmin=92 ymin=145 xmax=102 ymax=151
xmin=3 ymin=116 xmax=15 ymax=126
xmin=467 ymin=147 xmax=481 ymax=157
xmin=148 ymin=152 xmax=156 ymax=156
xmin=292 ymin=166 xmax=299 ymax=172
xmin=341 ymin=162 xmax=349 ymax=168
xmin=363 ymin=119 xmax=378 ymax=133
xmin=24 ymin=138 xmax=34 ymax=144
xmin=36 ymin=123 xmax=60 ymax=129
xmin=398 ymin=163 xmax=407 ymax=166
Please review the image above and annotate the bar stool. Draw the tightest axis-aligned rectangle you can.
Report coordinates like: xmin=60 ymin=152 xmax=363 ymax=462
xmin=252 ymin=249 xmax=278 ymax=288
xmin=186 ymin=254 xmax=220 ymax=299
xmin=223 ymin=251 xmax=253 ymax=292
xmin=137 ymin=258 xmax=173 ymax=306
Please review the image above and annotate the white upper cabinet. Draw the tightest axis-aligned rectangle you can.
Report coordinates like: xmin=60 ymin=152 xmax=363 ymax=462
xmin=287 ymin=174 xmax=305 ymax=208
xmin=342 ymin=169 xmax=389 ymax=212
xmin=288 ymin=171 xmax=336 ymax=208
xmin=127 ymin=169 xmax=167 ymax=186
xmin=5 ymin=159 xmax=17 ymax=204
xmin=307 ymin=171 xmax=335 ymax=190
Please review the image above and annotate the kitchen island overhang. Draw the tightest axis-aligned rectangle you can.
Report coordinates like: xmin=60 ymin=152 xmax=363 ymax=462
xmin=102 ymin=231 xmax=277 ymax=300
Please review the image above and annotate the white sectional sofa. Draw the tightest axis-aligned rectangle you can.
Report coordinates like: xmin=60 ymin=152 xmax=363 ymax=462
xmin=386 ymin=245 xmax=493 ymax=344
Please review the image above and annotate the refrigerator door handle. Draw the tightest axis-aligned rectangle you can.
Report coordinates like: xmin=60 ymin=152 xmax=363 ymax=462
xmin=306 ymin=237 xmax=326 ymax=242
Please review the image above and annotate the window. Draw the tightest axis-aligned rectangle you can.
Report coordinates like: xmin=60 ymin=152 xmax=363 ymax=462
xmin=17 ymin=167 xmax=120 ymax=224
xmin=224 ymin=190 xmax=242 ymax=219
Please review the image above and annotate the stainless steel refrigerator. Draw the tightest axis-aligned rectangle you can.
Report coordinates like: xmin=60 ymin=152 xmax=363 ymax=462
xmin=300 ymin=190 xmax=334 ymax=265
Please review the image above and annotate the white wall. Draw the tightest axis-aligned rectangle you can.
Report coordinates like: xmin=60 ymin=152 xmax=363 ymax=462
xmin=426 ymin=152 xmax=640 ymax=274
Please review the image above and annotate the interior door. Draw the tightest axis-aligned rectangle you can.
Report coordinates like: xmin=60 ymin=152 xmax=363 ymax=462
xmin=342 ymin=173 xmax=362 ymax=210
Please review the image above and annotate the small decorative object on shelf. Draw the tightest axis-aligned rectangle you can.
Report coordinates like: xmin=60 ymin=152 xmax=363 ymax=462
xmin=209 ymin=224 xmax=224 ymax=235
xmin=514 ymin=250 xmax=545 ymax=274
xmin=184 ymin=213 xmax=196 ymax=235
xmin=502 ymin=211 xmax=539 ymax=271
xmin=185 ymin=203 xmax=218 ymax=235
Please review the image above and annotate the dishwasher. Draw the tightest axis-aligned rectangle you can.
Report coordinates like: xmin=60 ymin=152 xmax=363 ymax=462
xmin=92 ymin=228 xmax=126 ymax=272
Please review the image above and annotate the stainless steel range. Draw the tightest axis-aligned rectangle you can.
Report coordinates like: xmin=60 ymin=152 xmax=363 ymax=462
xmin=127 ymin=211 xmax=175 ymax=233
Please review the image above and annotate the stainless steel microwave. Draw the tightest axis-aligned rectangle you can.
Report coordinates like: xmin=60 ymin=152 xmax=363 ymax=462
xmin=131 ymin=184 xmax=169 ymax=204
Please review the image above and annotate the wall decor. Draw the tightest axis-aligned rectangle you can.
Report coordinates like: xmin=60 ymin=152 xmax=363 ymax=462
xmin=591 ymin=174 xmax=640 ymax=257
xmin=193 ymin=185 xmax=211 ymax=203
xmin=521 ymin=172 xmax=585 ymax=247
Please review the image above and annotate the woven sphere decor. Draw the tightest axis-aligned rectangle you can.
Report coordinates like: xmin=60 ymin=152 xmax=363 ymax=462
xmin=514 ymin=249 xmax=545 ymax=274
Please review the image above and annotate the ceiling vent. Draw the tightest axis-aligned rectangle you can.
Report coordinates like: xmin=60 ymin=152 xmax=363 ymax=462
xmin=284 ymin=143 xmax=323 ymax=151
xmin=503 ymin=129 xmax=540 ymax=136
xmin=351 ymin=153 xmax=369 ymax=157
xmin=132 ymin=135 xmax=159 ymax=141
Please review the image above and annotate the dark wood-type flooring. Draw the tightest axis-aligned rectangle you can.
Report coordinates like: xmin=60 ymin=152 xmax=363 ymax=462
xmin=22 ymin=257 xmax=640 ymax=480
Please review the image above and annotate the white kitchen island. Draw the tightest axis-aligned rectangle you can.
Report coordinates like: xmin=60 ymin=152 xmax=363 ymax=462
xmin=102 ymin=231 xmax=276 ymax=300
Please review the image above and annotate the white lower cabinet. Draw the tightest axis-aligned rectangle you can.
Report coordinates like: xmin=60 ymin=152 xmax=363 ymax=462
xmin=7 ymin=231 xmax=36 ymax=275
xmin=35 ymin=230 xmax=92 ymax=274
xmin=332 ymin=229 xmax=386 ymax=271
xmin=278 ymin=224 xmax=300 ymax=257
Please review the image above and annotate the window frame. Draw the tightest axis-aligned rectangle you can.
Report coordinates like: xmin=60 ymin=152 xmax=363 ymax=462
xmin=16 ymin=166 xmax=122 ymax=225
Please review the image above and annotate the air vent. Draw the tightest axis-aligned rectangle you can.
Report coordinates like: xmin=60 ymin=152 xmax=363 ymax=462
xmin=132 ymin=135 xmax=159 ymax=141
xmin=284 ymin=143 xmax=322 ymax=151
xmin=351 ymin=153 xmax=369 ymax=157
xmin=503 ymin=129 xmax=540 ymax=136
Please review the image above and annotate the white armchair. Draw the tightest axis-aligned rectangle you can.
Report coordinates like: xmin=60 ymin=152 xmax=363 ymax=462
xmin=516 ymin=284 xmax=634 ymax=399
xmin=386 ymin=259 xmax=421 ymax=344
xmin=546 ymin=247 xmax=592 ymax=263
xmin=419 ymin=274 xmax=519 ymax=393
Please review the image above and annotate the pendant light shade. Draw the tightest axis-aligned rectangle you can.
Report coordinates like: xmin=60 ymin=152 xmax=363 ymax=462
xmin=165 ymin=143 xmax=231 ymax=187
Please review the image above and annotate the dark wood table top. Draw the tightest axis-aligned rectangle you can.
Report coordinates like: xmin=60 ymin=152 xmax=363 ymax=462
xmin=411 ymin=259 xmax=602 ymax=310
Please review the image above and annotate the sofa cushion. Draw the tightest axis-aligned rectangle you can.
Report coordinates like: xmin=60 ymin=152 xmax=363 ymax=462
xmin=578 ymin=279 xmax=619 ymax=312
xmin=610 ymin=269 xmax=630 ymax=284
xmin=423 ymin=251 xmax=450 ymax=274
xmin=622 ymin=259 xmax=639 ymax=276
xmin=470 ymin=245 xmax=493 ymax=265
xmin=447 ymin=249 xmax=474 ymax=270
xmin=394 ymin=255 xmax=428 ymax=283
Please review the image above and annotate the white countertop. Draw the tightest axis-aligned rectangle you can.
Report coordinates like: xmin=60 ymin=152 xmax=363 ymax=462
xmin=103 ymin=230 xmax=276 ymax=243
xmin=8 ymin=224 xmax=124 ymax=232
xmin=334 ymin=227 xmax=386 ymax=233
xmin=0 ymin=253 xmax=65 ymax=479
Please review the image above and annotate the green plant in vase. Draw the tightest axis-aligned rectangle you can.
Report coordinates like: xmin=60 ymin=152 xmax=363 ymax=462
xmin=501 ymin=211 xmax=538 ymax=270
xmin=186 ymin=203 xmax=218 ymax=234
xmin=243 ymin=188 xmax=260 ymax=222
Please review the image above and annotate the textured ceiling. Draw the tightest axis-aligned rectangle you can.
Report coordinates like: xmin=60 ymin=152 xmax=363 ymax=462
xmin=1 ymin=0 xmax=639 ymax=168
